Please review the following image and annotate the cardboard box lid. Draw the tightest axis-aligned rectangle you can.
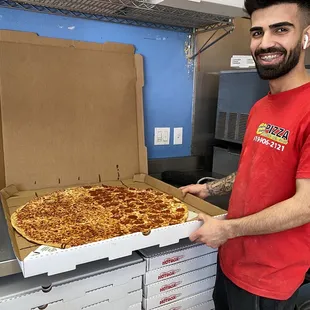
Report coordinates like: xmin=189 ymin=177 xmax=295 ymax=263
xmin=0 ymin=30 xmax=147 ymax=190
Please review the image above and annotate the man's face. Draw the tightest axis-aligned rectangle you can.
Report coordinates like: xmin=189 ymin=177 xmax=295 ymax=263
xmin=250 ymin=4 xmax=303 ymax=80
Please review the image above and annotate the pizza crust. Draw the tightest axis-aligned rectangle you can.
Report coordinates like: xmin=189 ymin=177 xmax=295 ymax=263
xmin=10 ymin=185 xmax=189 ymax=248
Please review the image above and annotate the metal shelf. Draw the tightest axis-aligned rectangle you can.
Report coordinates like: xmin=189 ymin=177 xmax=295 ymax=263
xmin=0 ymin=0 xmax=233 ymax=32
xmin=0 ymin=203 xmax=20 ymax=277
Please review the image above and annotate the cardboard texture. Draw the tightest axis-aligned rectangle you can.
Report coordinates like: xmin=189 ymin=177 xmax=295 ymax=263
xmin=139 ymin=238 xmax=217 ymax=271
xmin=0 ymin=253 xmax=143 ymax=298
xmin=1 ymin=278 xmax=142 ymax=310
xmin=130 ymin=303 xmax=142 ymax=310
xmin=188 ymin=301 xmax=215 ymax=310
xmin=144 ymin=264 xmax=217 ymax=297
xmin=0 ymin=101 xmax=5 ymax=190
xmin=142 ymin=276 xmax=216 ymax=310
xmin=1 ymin=177 xmax=224 ymax=276
xmin=0 ymin=30 xmax=144 ymax=190
xmin=18 ymin=289 xmax=143 ymax=310
xmin=155 ymin=290 xmax=214 ymax=310
xmin=0 ymin=254 xmax=145 ymax=310
xmin=0 ymin=30 xmax=226 ymax=277
xmin=143 ymin=252 xmax=218 ymax=286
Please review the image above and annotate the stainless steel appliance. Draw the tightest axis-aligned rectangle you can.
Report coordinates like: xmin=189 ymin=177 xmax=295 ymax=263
xmin=212 ymin=69 xmax=269 ymax=176
xmin=215 ymin=69 xmax=269 ymax=144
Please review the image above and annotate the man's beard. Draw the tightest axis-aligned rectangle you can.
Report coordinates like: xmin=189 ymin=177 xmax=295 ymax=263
xmin=253 ymin=41 xmax=301 ymax=80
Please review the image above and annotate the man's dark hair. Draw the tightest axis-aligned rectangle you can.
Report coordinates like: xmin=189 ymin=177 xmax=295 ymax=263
xmin=244 ymin=0 xmax=310 ymax=25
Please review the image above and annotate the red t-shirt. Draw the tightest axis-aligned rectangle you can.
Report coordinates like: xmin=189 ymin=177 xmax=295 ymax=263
xmin=220 ymin=82 xmax=310 ymax=300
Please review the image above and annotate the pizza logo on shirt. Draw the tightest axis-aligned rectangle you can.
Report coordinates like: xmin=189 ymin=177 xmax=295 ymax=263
xmin=256 ymin=123 xmax=290 ymax=145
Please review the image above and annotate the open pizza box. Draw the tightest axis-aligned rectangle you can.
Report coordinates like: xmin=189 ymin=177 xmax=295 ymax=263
xmin=0 ymin=30 xmax=227 ymax=278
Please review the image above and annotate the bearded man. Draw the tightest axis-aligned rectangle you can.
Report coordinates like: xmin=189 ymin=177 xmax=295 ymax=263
xmin=181 ymin=1 xmax=310 ymax=309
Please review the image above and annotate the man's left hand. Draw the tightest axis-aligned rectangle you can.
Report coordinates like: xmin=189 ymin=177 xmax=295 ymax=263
xmin=189 ymin=214 xmax=233 ymax=249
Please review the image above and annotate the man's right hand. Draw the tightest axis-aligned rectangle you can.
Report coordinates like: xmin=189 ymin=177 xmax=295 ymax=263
xmin=180 ymin=184 xmax=209 ymax=200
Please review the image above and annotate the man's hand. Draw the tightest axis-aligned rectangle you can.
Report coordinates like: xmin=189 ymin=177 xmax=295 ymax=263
xmin=190 ymin=214 xmax=233 ymax=249
xmin=180 ymin=184 xmax=209 ymax=200
xmin=180 ymin=172 xmax=237 ymax=200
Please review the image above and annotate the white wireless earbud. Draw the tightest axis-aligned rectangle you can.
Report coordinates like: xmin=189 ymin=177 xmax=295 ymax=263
xmin=304 ymin=34 xmax=309 ymax=50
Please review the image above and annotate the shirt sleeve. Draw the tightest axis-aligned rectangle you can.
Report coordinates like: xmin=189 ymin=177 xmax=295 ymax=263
xmin=296 ymin=133 xmax=310 ymax=179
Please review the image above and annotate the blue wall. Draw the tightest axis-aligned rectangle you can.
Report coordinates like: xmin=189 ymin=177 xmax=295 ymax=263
xmin=0 ymin=8 xmax=194 ymax=159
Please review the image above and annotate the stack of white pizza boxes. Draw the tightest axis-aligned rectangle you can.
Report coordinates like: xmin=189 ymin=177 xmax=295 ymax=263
xmin=0 ymin=252 xmax=145 ymax=310
xmin=139 ymin=238 xmax=218 ymax=310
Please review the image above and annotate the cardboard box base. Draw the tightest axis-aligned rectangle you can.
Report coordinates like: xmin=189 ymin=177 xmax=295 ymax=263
xmin=143 ymin=252 xmax=218 ymax=285
xmin=144 ymin=264 xmax=217 ymax=298
xmin=1 ymin=277 xmax=142 ymax=310
xmin=31 ymin=289 xmax=143 ymax=310
xmin=151 ymin=289 xmax=214 ymax=310
xmin=2 ymin=175 xmax=226 ymax=278
xmin=0 ymin=30 xmax=226 ymax=279
xmin=0 ymin=253 xmax=145 ymax=300
xmin=143 ymin=276 xmax=216 ymax=310
xmin=139 ymin=238 xmax=217 ymax=271
xmin=188 ymin=301 xmax=215 ymax=310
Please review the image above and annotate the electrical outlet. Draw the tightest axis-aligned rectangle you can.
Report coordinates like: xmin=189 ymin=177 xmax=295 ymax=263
xmin=154 ymin=128 xmax=170 ymax=145
xmin=174 ymin=127 xmax=183 ymax=145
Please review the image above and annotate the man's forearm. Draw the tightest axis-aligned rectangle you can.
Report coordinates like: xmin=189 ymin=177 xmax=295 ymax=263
xmin=228 ymin=196 xmax=310 ymax=238
xmin=207 ymin=172 xmax=237 ymax=197
xmin=192 ymin=179 xmax=310 ymax=248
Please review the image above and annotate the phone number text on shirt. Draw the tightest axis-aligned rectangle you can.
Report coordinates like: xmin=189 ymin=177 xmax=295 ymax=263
xmin=253 ymin=136 xmax=285 ymax=152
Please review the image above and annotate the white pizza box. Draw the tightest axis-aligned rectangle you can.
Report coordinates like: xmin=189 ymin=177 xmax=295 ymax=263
xmin=144 ymin=251 xmax=218 ymax=285
xmin=144 ymin=264 xmax=217 ymax=298
xmin=0 ymin=253 xmax=144 ymax=298
xmin=154 ymin=290 xmax=214 ymax=310
xmin=52 ymin=280 xmax=142 ymax=310
xmin=142 ymin=276 xmax=216 ymax=310
xmin=0 ymin=30 xmax=227 ymax=278
xmin=31 ymin=289 xmax=143 ymax=310
xmin=130 ymin=302 xmax=142 ymax=310
xmin=139 ymin=238 xmax=216 ymax=271
xmin=188 ymin=301 xmax=215 ymax=310
xmin=0 ymin=254 xmax=145 ymax=310
xmin=70 ymin=289 xmax=143 ymax=310
xmin=0 ymin=276 xmax=142 ymax=310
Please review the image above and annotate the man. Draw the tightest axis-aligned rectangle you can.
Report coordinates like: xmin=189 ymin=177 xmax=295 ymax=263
xmin=181 ymin=1 xmax=310 ymax=309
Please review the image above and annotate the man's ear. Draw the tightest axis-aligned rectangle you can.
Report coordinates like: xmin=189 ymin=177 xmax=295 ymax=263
xmin=303 ymin=27 xmax=310 ymax=50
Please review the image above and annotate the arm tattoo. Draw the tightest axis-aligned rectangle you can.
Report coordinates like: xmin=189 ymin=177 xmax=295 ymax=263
xmin=206 ymin=172 xmax=237 ymax=197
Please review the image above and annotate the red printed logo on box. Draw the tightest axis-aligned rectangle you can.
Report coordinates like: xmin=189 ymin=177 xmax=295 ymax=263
xmin=169 ymin=307 xmax=182 ymax=310
xmin=158 ymin=269 xmax=181 ymax=280
xmin=162 ymin=255 xmax=185 ymax=265
xmin=160 ymin=294 xmax=182 ymax=305
xmin=160 ymin=281 xmax=183 ymax=292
